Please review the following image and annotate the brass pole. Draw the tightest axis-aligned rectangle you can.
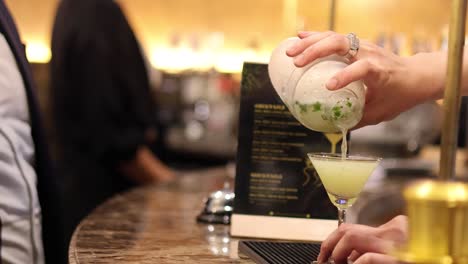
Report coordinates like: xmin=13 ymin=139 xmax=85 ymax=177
xmin=283 ymin=0 xmax=298 ymax=35
xmin=329 ymin=0 xmax=336 ymax=31
xmin=440 ymin=0 xmax=467 ymax=180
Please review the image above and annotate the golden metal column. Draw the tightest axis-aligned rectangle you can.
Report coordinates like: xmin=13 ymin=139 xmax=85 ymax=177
xmin=439 ymin=0 xmax=467 ymax=180
xmin=329 ymin=0 xmax=336 ymax=31
xmin=283 ymin=0 xmax=298 ymax=35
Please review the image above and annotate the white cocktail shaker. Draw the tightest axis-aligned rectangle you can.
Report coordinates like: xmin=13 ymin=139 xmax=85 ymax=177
xmin=268 ymin=37 xmax=366 ymax=133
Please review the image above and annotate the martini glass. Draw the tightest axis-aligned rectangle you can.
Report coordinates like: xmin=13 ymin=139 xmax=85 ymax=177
xmin=308 ymin=153 xmax=381 ymax=226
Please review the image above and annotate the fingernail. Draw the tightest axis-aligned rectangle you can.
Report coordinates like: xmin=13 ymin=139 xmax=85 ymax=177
xmin=326 ymin=78 xmax=338 ymax=90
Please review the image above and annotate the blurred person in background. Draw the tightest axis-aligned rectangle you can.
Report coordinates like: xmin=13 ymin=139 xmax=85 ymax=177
xmin=50 ymin=0 xmax=176 ymax=244
xmin=0 ymin=0 xmax=66 ymax=263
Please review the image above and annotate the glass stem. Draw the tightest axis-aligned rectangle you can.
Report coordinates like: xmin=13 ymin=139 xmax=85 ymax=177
xmin=337 ymin=208 xmax=346 ymax=226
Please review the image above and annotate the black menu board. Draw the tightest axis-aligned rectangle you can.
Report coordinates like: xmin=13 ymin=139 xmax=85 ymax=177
xmin=233 ymin=63 xmax=341 ymax=223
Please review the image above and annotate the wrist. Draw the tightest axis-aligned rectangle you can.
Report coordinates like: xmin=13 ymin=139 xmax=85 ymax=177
xmin=404 ymin=52 xmax=446 ymax=103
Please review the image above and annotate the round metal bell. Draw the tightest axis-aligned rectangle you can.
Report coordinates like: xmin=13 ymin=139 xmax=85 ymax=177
xmin=197 ymin=182 xmax=235 ymax=225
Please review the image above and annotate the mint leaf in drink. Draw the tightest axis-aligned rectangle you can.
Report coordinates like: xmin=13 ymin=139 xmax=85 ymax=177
xmin=333 ymin=110 xmax=342 ymax=119
xmin=312 ymin=102 xmax=322 ymax=112
xmin=296 ymin=101 xmax=323 ymax=113
xmin=332 ymin=106 xmax=343 ymax=120
xmin=295 ymin=101 xmax=309 ymax=114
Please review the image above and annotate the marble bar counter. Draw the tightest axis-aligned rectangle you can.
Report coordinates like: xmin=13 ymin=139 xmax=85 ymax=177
xmin=68 ymin=166 xmax=253 ymax=264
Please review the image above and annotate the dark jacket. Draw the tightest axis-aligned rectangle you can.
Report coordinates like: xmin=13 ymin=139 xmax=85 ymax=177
xmin=0 ymin=1 xmax=67 ymax=263
xmin=50 ymin=0 xmax=158 ymax=243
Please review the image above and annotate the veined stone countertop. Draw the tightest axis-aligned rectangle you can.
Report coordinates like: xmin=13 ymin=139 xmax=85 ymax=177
xmin=69 ymin=166 xmax=253 ymax=263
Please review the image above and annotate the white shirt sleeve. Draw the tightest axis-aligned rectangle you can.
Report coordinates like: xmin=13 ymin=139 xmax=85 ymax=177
xmin=0 ymin=33 xmax=44 ymax=264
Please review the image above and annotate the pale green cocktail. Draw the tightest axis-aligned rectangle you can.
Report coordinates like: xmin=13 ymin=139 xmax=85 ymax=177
xmin=308 ymin=153 xmax=381 ymax=225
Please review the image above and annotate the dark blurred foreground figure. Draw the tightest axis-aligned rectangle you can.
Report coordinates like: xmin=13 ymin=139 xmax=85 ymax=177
xmin=50 ymin=0 xmax=175 ymax=244
xmin=0 ymin=0 xmax=66 ymax=263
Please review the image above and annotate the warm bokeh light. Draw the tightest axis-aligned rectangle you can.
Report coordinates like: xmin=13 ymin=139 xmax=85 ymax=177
xmin=412 ymin=181 xmax=468 ymax=202
xmin=415 ymin=181 xmax=433 ymax=198
xmin=213 ymin=52 xmax=245 ymax=73
xmin=25 ymin=42 xmax=52 ymax=63
xmin=149 ymin=46 xmax=270 ymax=73
xmin=4 ymin=0 xmax=456 ymax=71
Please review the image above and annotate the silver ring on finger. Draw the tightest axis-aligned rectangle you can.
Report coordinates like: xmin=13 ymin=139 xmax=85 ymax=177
xmin=345 ymin=33 xmax=360 ymax=59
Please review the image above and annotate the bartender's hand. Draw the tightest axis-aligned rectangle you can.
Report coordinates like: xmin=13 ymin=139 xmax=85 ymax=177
xmin=317 ymin=215 xmax=408 ymax=264
xmin=286 ymin=31 xmax=445 ymax=129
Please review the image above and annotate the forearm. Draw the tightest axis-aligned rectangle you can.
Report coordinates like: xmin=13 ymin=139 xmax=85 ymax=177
xmin=402 ymin=51 xmax=446 ymax=104
xmin=119 ymin=146 xmax=175 ymax=184
xmin=403 ymin=49 xmax=468 ymax=103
